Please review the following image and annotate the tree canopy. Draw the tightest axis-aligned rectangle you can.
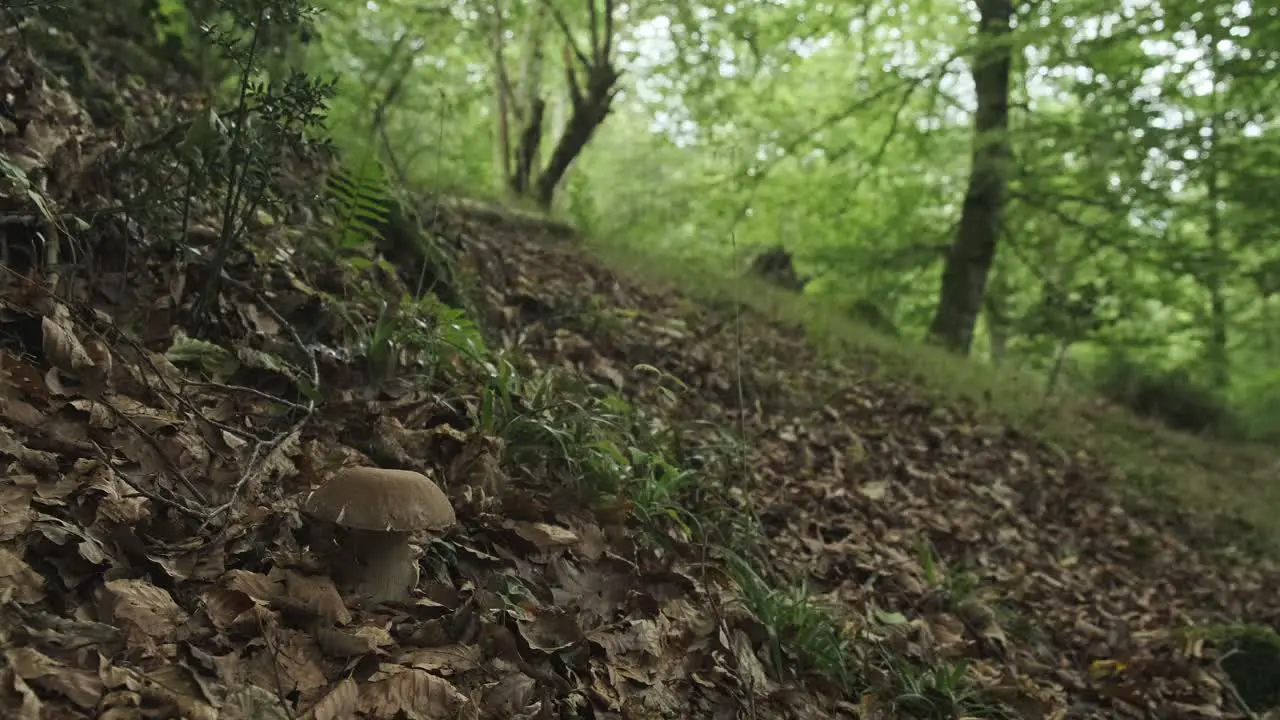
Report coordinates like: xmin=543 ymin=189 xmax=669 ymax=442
xmin=304 ymin=0 xmax=1280 ymax=439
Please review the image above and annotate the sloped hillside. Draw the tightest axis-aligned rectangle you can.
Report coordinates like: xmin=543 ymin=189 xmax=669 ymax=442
xmin=452 ymin=204 xmax=1280 ymax=718
xmin=0 ymin=18 xmax=875 ymax=720
xmin=2 ymin=6 xmax=1279 ymax=720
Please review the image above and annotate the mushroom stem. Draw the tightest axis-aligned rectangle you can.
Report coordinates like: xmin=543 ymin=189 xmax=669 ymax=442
xmin=343 ymin=529 xmax=418 ymax=603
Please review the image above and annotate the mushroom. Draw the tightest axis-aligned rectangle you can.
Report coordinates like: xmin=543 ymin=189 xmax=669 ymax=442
xmin=303 ymin=467 xmax=455 ymax=603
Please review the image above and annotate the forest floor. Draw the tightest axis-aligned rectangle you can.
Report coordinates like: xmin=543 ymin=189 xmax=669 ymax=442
xmin=2 ymin=8 xmax=1280 ymax=720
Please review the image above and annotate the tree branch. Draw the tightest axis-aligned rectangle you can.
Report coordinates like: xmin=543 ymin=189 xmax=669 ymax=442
xmin=603 ymin=0 xmax=615 ymax=60
xmin=539 ymin=0 xmax=591 ymax=68
xmin=586 ymin=0 xmax=600 ymax=65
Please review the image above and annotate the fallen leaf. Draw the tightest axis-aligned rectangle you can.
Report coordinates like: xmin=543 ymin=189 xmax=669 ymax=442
xmin=305 ymin=677 xmax=359 ymax=720
xmin=5 ymin=647 xmax=102 ymax=709
xmin=98 ymin=578 xmax=187 ymax=650
xmin=358 ymin=668 xmax=469 ymax=719
xmin=0 ymin=548 xmax=45 ymax=604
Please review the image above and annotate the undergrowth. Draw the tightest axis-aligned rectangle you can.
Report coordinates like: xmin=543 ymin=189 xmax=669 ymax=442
xmin=572 ymin=236 xmax=1280 ymax=557
xmin=9 ymin=0 xmax=1013 ymax=713
xmin=300 ymin=153 xmax=1006 ymax=713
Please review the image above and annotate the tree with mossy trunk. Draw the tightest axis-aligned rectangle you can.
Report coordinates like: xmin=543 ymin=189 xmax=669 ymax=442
xmin=926 ymin=0 xmax=1014 ymax=355
xmin=490 ymin=0 xmax=621 ymax=210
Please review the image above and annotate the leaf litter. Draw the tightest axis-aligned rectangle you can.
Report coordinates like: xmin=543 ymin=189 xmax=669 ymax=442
xmin=1 ymin=12 xmax=1279 ymax=720
xmin=458 ymin=210 xmax=1280 ymax=718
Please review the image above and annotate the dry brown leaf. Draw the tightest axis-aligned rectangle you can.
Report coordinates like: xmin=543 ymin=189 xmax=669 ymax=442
xmin=149 ymin=542 xmax=227 ymax=583
xmin=313 ymin=625 xmax=380 ymax=658
xmin=0 ymin=395 xmax=45 ymax=429
xmin=856 ymin=480 xmax=889 ymax=500
xmin=396 ymin=644 xmax=482 ymax=675
xmin=358 ymin=668 xmax=469 ymax=720
xmin=245 ymin=628 xmax=328 ymax=701
xmin=728 ymin=628 xmax=774 ymax=696
xmin=509 ymin=520 xmax=580 ymax=550
xmin=202 ymin=585 xmax=269 ymax=633
xmin=447 ymin=435 xmax=507 ymax=508
xmin=0 ymin=548 xmax=45 ymax=604
xmin=275 ymin=569 xmax=352 ymax=625
xmin=81 ymin=463 xmax=150 ymax=525
xmin=0 ymin=430 xmax=58 ymax=473
xmin=220 ymin=684 xmax=289 ymax=720
xmin=5 ymin=647 xmax=102 ymax=709
xmin=134 ymin=664 xmax=217 ymax=720
xmin=98 ymin=578 xmax=187 ymax=649
xmin=479 ymin=673 xmax=539 ymax=719
xmin=41 ymin=315 xmax=93 ymax=375
xmin=0 ymin=667 xmax=44 ymax=720
xmin=0 ymin=470 xmax=38 ymax=534
xmin=305 ymin=677 xmax=359 ymax=720
xmin=517 ymin=610 xmax=584 ymax=654
xmin=222 ymin=569 xmax=280 ymax=602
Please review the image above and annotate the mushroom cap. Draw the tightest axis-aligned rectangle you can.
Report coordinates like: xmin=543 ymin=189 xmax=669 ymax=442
xmin=303 ymin=467 xmax=456 ymax=532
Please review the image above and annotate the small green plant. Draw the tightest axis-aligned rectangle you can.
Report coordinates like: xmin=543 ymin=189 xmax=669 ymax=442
xmin=726 ymin=552 xmax=857 ymax=691
xmin=580 ymin=294 xmax=633 ymax=338
xmin=915 ymin=538 xmax=979 ymax=605
xmin=358 ymin=292 xmax=487 ymax=385
xmin=1184 ymin=623 xmax=1280 ymax=711
xmin=885 ymin=653 xmax=1009 ymax=719
xmin=324 ymin=156 xmax=394 ymax=262
xmin=173 ymin=0 xmax=336 ymax=320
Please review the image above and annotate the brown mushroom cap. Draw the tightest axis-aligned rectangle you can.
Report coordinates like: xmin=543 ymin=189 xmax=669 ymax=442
xmin=303 ymin=467 xmax=456 ymax=532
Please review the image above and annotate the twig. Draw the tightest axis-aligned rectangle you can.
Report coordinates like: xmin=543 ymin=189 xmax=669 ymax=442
xmin=97 ymin=399 xmax=211 ymax=505
xmin=200 ymin=411 xmax=309 ymax=530
xmin=537 ymin=0 xmax=590 ymax=67
xmin=1213 ymin=648 xmax=1258 ymax=719
xmin=185 ymin=381 xmax=313 ymax=413
xmin=221 ymin=276 xmax=319 ymax=391
xmin=99 ymin=328 xmax=269 ymax=448
xmin=197 ymin=274 xmax=318 ymax=531
xmin=89 ymin=442 xmax=208 ymax=520
xmin=257 ymin=613 xmax=300 ymax=720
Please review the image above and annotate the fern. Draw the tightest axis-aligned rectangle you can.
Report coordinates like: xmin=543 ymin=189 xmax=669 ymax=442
xmin=324 ymin=149 xmax=469 ymax=311
xmin=325 ymin=154 xmax=393 ymax=256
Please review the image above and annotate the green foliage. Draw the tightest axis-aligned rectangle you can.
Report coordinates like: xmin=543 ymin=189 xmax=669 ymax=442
xmin=474 ymin=358 xmax=700 ymax=536
xmin=1218 ymin=625 xmax=1280 ymax=711
xmin=324 ymin=156 xmax=395 ymax=260
xmin=1184 ymin=624 xmax=1280 ymax=711
xmin=1230 ymin=367 xmax=1280 ymax=443
xmin=359 ymin=292 xmax=487 ymax=385
xmin=582 ymin=237 xmax=1280 ymax=555
xmin=1092 ymin=351 xmax=1231 ymax=435
xmin=727 ymin=552 xmax=857 ymax=691
xmin=296 ymin=0 xmax=1280 ymax=434
xmin=162 ymin=0 xmax=1280 ymax=702
xmin=159 ymin=0 xmax=337 ymax=318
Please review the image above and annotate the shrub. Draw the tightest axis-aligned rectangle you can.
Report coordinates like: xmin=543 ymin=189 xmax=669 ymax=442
xmin=1092 ymin=351 xmax=1232 ymax=435
xmin=1229 ymin=369 xmax=1280 ymax=442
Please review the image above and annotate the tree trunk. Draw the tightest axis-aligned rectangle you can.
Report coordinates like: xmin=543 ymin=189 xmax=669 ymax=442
xmin=983 ymin=278 xmax=1009 ymax=367
xmin=490 ymin=0 xmax=512 ymax=191
xmin=926 ymin=0 xmax=1014 ymax=354
xmin=511 ymin=99 xmax=545 ymax=195
xmin=1205 ymin=150 xmax=1229 ymax=388
xmin=532 ymin=60 xmax=616 ymax=209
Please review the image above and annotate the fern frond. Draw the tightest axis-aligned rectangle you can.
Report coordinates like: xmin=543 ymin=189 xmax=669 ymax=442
xmin=326 ymin=155 xmax=394 ymax=253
